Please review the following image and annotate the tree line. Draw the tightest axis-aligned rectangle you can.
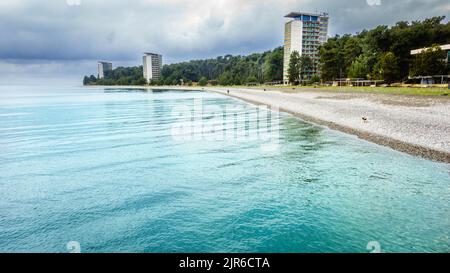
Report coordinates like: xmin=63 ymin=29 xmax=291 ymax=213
xmin=84 ymin=16 xmax=449 ymax=86
xmin=286 ymin=52 xmax=318 ymax=85
xmin=318 ymin=16 xmax=449 ymax=83
xmin=83 ymin=47 xmax=283 ymax=86
xmin=159 ymin=46 xmax=284 ymax=85
xmin=83 ymin=66 xmax=147 ymax=86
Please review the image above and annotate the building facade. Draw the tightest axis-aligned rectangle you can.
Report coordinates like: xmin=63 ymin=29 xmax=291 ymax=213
xmin=143 ymin=53 xmax=162 ymax=83
xmin=98 ymin=62 xmax=112 ymax=79
xmin=409 ymin=44 xmax=450 ymax=85
xmin=283 ymin=12 xmax=329 ymax=84
xmin=411 ymin=44 xmax=450 ymax=65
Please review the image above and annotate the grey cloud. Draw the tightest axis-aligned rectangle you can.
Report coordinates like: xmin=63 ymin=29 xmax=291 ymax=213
xmin=0 ymin=0 xmax=448 ymax=66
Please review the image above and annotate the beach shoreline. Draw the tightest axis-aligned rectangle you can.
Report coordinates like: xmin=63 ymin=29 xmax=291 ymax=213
xmin=210 ymin=88 xmax=450 ymax=163
xmin=86 ymin=85 xmax=450 ymax=163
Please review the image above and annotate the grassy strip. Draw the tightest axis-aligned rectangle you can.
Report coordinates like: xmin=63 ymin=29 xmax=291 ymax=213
xmin=240 ymin=85 xmax=450 ymax=96
xmin=86 ymin=84 xmax=450 ymax=96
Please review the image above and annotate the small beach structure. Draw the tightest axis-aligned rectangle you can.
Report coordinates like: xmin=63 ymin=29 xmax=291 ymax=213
xmin=331 ymin=78 xmax=384 ymax=87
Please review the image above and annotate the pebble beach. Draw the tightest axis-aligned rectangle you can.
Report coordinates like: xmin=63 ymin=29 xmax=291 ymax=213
xmin=211 ymin=87 xmax=450 ymax=163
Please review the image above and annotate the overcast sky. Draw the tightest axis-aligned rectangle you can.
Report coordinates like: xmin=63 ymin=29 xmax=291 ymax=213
xmin=0 ymin=0 xmax=448 ymax=83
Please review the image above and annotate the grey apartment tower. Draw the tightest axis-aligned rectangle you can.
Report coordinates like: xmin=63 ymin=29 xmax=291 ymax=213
xmin=98 ymin=62 xmax=113 ymax=79
xmin=143 ymin=53 xmax=162 ymax=83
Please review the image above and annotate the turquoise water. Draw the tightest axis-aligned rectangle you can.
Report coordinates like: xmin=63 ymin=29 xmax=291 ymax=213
xmin=0 ymin=85 xmax=449 ymax=253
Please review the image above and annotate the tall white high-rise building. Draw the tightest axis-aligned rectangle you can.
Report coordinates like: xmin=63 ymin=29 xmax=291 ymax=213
xmin=283 ymin=12 xmax=329 ymax=84
xmin=143 ymin=53 xmax=162 ymax=83
xmin=98 ymin=62 xmax=112 ymax=79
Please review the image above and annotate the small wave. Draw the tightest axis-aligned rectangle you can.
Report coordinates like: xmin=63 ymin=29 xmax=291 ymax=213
xmin=0 ymin=113 xmax=31 ymax=117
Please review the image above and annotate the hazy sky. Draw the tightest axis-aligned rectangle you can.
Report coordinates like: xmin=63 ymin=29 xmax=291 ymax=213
xmin=0 ymin=0 xmax=448 ymax=83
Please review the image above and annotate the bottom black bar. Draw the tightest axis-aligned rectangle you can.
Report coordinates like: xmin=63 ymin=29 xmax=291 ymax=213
xmin=0 ymin=253 xmax=447 ymax=272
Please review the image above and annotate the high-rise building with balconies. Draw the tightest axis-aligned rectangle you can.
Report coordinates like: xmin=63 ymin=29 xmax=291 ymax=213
xmin=143 ymin=53 xmax=162 ymax=83
xmin=98 ymin=62 xmax=112 ymax=79
xmin=283 ymin=12 xmax=329 ymax=84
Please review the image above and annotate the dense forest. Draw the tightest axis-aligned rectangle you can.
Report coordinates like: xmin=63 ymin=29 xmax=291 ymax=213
xmin=83 ymin=66 xmax=147 ymax=86
xmin=160 ymin=47 xmax=284 ymax=85
xmin=84 ymin=16 xmax=449 ymax=86
xmin=84 ymin=47 xmax=283 ymax=86
xmin=319 ymin=16 xmax=450 ymax=82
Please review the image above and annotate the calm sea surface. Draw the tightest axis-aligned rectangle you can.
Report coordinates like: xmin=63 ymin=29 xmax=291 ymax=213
xmin=0 ymin=85 xmax=449 ymax=253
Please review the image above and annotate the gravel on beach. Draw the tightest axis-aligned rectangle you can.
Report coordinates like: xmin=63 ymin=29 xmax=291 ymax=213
xmin=211 ymin=88 xmax=450 ymax=163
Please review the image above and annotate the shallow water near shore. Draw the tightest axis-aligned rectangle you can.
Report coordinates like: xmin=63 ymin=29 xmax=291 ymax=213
xmin=0 ymin=85 xmax=449 ymax=253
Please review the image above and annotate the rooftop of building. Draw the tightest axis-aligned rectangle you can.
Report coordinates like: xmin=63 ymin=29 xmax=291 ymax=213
xmin=410 ymin=44 xmax=450 ymax=55
xmin=143 ymin=52 xmax=162 ymax=56
xmin=285 ymin=11 xmax=329 ymax=19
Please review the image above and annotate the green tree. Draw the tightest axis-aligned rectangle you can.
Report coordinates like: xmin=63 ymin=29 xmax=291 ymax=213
xmin=164 ymin=77 xmax=173 ymax=85
xmin=218 ymin=71 xmax=234 ymax=85
xmin=348 ymin=55 xmax=370 ymax=78
xmin=83 ymin=76 xmax=90 ymax=85
xmin=287 ymin=51 xmax=301 ymax=84
xmin=198 ymin=77 xmax=208 ymax=86
xmin=153 ymin=79 xmax=164 ymax=86
xmin=299 ymin=56 xmax=313 ymax=80
xmin=318 ymin=16 xmax=450 ymax=82
xmin=374 ymin=52 xmax=400 ymax=83
xmin=343 ymin=37 xmax=363 ymax=69
xmin=246 ymin=75 xmax=258 ymax=84
xmin=263 ymin=47 xmax=283 ymax=82
xmin=319 ymin=37 xmax=347 ymax=80
xmin=310 ymin=74 xmax=321 ymax=84
xmin=133 ymin=77 xmax=147 ymax=85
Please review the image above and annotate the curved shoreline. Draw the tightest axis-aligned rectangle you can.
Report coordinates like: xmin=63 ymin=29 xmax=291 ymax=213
xmin=84 ymin=85 xmax=450 ymax=163
xmin=210 ymin=88 xmax=450 ymax=164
